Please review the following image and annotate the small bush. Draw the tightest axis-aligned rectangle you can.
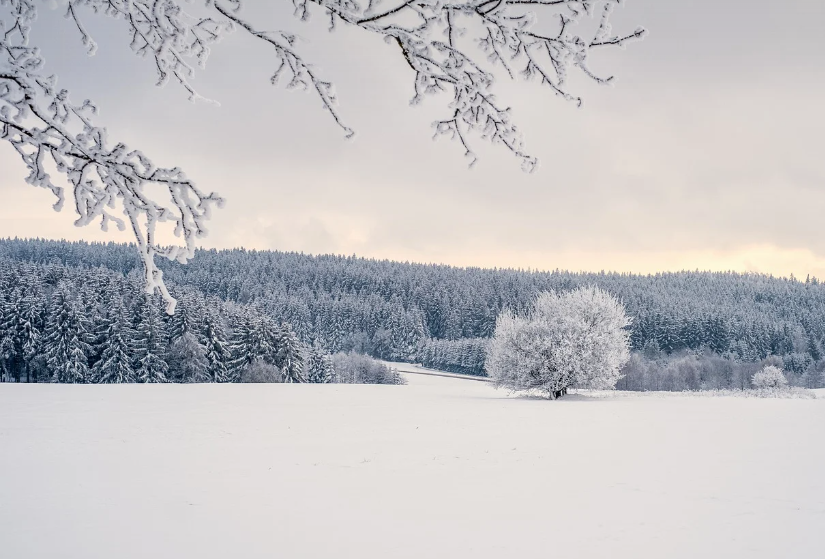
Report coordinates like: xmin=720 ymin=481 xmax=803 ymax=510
xmin=751 ymin=365 xmax=788 ymax=389
xmin=240 ymin=359 xmax=283 ymax=383
xmin=331 ymin=352 xmax=405 ymax=385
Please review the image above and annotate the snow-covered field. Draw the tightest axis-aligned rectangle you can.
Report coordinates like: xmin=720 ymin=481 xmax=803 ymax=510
xmin=1 ymin=374 xmax=823 ymax=559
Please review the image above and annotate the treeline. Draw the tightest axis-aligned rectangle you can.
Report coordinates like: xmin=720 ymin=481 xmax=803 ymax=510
xmin=0 ymin=258 xmax=396 ymax=384
xmin=4 ymin=239 xmax=825 ymax=368
xmin=420 ymin=338 xmax=487 ymax=376
xmin=619 ymin=350 xmax=825 ymax=392
xmin=7 ymin=239 xmax=825 ymax=377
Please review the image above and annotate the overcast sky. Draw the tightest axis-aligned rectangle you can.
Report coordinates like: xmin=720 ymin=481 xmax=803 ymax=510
xmin=1 ymin=0 xmax=824 ymax=276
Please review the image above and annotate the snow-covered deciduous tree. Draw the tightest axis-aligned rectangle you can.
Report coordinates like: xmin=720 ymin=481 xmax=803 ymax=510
xmin=751 ymin=365 xmax=788 ymax=390
xmin=1 ymin=0 xmax=644 ymax=310
xmin=486 ymin=285 xmax=630 ymax=398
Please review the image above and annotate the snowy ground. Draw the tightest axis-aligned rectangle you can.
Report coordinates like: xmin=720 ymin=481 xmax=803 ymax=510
xmin=1 ymin=375 xmax=823 ymax=559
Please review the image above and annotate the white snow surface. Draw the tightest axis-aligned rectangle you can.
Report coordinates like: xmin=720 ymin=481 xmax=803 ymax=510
xmin=1 ymin=374 xmax=823 ymax=559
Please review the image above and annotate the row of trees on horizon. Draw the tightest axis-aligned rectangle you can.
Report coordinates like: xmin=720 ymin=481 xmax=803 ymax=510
xmin=0 ymin=258 xmax=401 ymax=385
xmin=2 ymin=239 xmax=825 ymax=388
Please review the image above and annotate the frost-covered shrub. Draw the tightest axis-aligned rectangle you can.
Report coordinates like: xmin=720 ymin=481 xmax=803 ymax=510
xmin=331 ymin=353 xmax=405 ymax=385
xmin=239 ymin=360 xmax=283 ymax=384
xmin=751 ymin=365 xmax=788 ymax=390
xmin=487 ymin=286 xmax=631 ymax=399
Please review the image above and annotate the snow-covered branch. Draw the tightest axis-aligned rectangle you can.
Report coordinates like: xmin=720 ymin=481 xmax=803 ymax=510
xmin=299 ymin=0 xmax=646 ymax=170
xmin=1 ymin=0 xmax=643 ymax=311
xmin=1 ymin=0 xmax=223 ymax=313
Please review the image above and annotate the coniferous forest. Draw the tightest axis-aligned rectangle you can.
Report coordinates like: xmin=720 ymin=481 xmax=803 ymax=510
xmin=2 ymin=238 xmax=825 ymax=388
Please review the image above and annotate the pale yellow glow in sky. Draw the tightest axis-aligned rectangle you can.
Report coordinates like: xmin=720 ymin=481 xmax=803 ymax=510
xmin=1 ymin=184 xmax=823 ymax=279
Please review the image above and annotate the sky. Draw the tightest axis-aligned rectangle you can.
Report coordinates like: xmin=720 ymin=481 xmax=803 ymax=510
xmin=1 ymin=0 xmax=824 ymax=277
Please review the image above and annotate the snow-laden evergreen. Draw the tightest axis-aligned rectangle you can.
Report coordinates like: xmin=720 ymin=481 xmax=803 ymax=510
xmin=306 ymin=345 xmax=335 ymax=384
xmin=8 ymin=238 xmax=825 ymax=374
xmin=276 ymin=327 xmax=305 ymax=383
xmin=1 ymin=285 xmax=45 ymax=382
xmin=133 ymin=294 xmax=170 ymax=384
xmin=202 ymin=310 xmax=232 ymax=383
xmin=168 ymin=332 xmax=210 ymax=383
xmin=43 ymin=286 xmax=93 ymax=384
xmin=91 ymin=303 xmax=135 ymax=384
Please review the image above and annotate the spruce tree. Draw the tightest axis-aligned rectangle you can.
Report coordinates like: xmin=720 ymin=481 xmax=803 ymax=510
xmin=168 ymin=293 xmax=199 ymax=342
xmin=43 ymin=287 xmax=93 ymax=384
xmin=306 ymin=344 xmax=334 ymax=383
xmin=92 ymin=304 xmax=136 ymax=383
xmin=202 ymin=310 xmax=232 ymax=382
xmin=168 ymin=332 xmax=209 ymax=383
xmin=276 ymin=324 xmax=305 ymax=383
xmin=134 ymin=294 xmax=169 ymax=383
xmin=230 ymin=313 xmax=280 ymax=373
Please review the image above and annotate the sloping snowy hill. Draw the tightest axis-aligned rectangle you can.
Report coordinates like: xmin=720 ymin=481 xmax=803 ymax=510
xmin=1 ymin=374 xmax=823 ymax=558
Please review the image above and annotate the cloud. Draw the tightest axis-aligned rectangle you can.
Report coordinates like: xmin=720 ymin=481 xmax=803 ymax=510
xmin=2 ymin=0 xmax=823 ymax=277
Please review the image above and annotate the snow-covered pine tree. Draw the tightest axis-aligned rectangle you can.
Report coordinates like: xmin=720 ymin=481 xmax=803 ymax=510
xmin=229 ymin=312 xmax=283 ymax=379
xmin=134 ymin=294 xmax=169 ymax=383
xmin=18 ymin=290 xmax=45 ymax=382
xmin=202 ymin=309 xmax=232 ymax=383
xmin=275 ymin=325 xmax=305 ymax=383
xmin=91 ymin=303 xmax=136 ymax=383
xmin=43 ymin=286 xmax=93 ymax=384
xmin=168 ymin=293 xmax=198 ymax=342
xmin=227 ymin=311 xmax=253 ymax=378
xmin=306 ymin=344 xmax=335 ymax=384
xmin=0 ymin=281 xmax=45 ymax=382
xmin=167 ymin=331 xmax=209 ymax=383
xmin=0 ymin=288 xmax=20 ymax=382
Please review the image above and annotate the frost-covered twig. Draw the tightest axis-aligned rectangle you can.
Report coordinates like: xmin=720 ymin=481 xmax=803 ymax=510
xmin=297 ymin=0 xmax=646 ymax=170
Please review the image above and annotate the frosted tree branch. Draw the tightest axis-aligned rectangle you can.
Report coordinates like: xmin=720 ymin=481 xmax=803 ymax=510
xmin=1 ymin=0 xmax=223 ymax=313
xmin=297 ymin=0 xmax=646 ymax=171
xmin=1 ymin=0 xmax=643 ymax=310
